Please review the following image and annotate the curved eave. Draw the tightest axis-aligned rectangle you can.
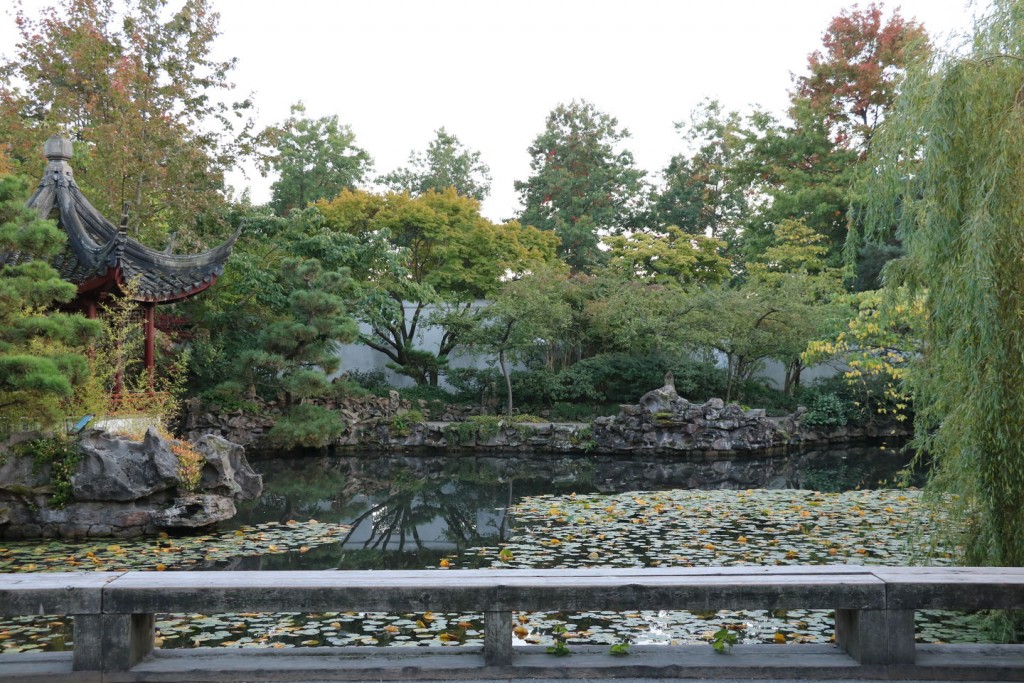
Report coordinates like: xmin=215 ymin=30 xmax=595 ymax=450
xmin=75 ymin=266 xmax=220 ymax=304
xmin=32 ymin=163 xmax=240 ymax=286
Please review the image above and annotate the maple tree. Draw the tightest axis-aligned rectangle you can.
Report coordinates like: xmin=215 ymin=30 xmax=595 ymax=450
xmin=0 ymin=0 xmax=253 ymax=249
xmin=795 ymin=2 xmax=929 ymax=155
xmin=317 ymin=188 xmax=559 ymax=385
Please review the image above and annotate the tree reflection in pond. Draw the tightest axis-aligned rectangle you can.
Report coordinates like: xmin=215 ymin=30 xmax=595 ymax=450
xmin=232 ymin=445 xmax=917 ymax=570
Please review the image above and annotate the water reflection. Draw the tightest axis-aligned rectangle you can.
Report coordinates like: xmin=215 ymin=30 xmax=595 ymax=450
xmin=232 ymin=444 xmax=916 ymax=570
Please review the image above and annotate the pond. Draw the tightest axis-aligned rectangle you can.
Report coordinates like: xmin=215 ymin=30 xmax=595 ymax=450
xmin=0 ymin=443 xmax=989 ymax=655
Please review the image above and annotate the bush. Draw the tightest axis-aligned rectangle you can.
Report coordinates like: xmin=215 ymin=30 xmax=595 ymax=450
xmin=266 ymin=404 xmax=346 ymax=449
xmin=199 ymin=382 xmax=261 ymax=414
xmin=801 ymin=392 xmax=854 ymax=429
xmin=345 ymin=368 xmax=389 ymax=392
xmin=444 ymin=367 xmax=504 ymax=404
xmin=397 ymin=384 xmax=454 ymax=404
xmin=510 ymin=353 xmax=729 ymax=410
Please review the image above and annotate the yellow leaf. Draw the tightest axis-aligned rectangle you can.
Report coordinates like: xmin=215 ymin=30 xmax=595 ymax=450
xmin=737 ymin=536 xmax=748 ymax=544
xmin=267 ymin=545 xmax=279 ymax=552
xmin=384 ymin=625 xmax=399 ymax=633
xmin=439 ymin=559 xmax=451 ymax=568
xmin=774 ymin=632 xmax=787 ymax=643
xmin=299 ymin=546 xmax=310 ymax=554
xmin=513 ymin=625 xmax=529 ymax=638
xmin=155 ymin=564 xmax=167 ymax=571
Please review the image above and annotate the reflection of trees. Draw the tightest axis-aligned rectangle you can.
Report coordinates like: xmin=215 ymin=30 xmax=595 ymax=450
xmin=339 ymin=475 xmax=512 ymax=554
xmin=232 ymin=458 xmax=348 ymax=526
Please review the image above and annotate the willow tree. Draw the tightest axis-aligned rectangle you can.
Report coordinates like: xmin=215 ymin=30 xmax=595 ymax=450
xmin=860 ymin=0 xmax=1024 ymax=567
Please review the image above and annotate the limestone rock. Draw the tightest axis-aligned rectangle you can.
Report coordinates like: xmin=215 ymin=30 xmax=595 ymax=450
xmin=639 ymin=381 xmax=679 ymax=415
xmin=152 ymin=494 xmax=236 ymax=529
xmin=72 ymin=428 xmax=179 ymax=502
xmin=195 ymin=434 xmax=263 ymax=500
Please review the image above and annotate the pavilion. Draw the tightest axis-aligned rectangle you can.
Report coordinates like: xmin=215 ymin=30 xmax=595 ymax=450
xmin=1 ymin=135 xmax=238 ymax=382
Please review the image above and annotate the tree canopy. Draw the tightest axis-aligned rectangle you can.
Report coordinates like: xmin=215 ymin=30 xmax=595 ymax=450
xmin=317 ymin=188 xmax=559 ymax=385
xmin=261 ymin=102 xmax=372 ymax=216
xmin=379 ymin=127 xmax=491 ymax=201
xmin=0 ymin=0 xmax=253 ymax=249
xmin=860 ymin=0 xmax=1024 ymax=567
xmin=516 ymin=100 xmax=647 ymax=273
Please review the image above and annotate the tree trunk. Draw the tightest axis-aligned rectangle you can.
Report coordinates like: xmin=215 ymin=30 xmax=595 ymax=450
xmin=499 ymin=349 xmax=513 ymax=417
xmin=784 ymin=358 xmax=803 ymax=396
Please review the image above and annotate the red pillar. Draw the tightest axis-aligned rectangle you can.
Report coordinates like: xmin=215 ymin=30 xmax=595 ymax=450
xmin=144 ymin=302 xmax=156 ymax=393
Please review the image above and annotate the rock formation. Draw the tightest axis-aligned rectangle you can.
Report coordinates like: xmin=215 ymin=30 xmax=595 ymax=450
xmin=0 ymin=428 xmax=262 ymax=540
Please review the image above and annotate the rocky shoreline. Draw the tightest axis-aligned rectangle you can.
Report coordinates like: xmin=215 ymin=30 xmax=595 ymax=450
xmin=0 ymin=428 xmax=262 ymax=540
xmin=184 ymin=380 xmax=910 ymax=457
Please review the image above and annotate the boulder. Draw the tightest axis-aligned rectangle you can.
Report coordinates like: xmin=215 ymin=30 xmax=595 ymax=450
xmin=72 ymin=428 xmax=179 ymax=502
xmin=639 ymin=373 xmax=680 ymax=414
xmin=152 ymin=494 xmax=236 ymax=529
xmin=195 ymin=434 xmax=263 ymax=500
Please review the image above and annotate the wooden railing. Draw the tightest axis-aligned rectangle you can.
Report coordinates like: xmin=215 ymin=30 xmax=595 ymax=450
xmin=0 ymin=566 xmax=1022 ymax=682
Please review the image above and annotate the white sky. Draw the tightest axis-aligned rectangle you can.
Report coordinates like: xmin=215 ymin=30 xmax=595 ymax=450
xmin=2 ymin=0 xmax=978 ymax=222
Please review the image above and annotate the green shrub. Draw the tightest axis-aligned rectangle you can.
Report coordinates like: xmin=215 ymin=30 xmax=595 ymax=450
xmin=511 ymin=354 xmax=729 ymax=410
xmin=801 ymin=392 xmax=853 ymax=429
xmin=14 ymin=437 xmax=81 ymax=508
xmin=345 ymin=368 xmax=389 ymax=392
xmin=398 ymin=384 xmax=454 ymax=404
xmin=198 ymin=383 xmax=261 ymax=414
xmin=389 ymin=409 xmax=425 ymax=436
xmin=444 ymin=415 xmax=503 ymax=446
xmin=266 ymin=404 xmax=346 ymax=448
xmin=444 ymin=367 xmax=504 ymax=403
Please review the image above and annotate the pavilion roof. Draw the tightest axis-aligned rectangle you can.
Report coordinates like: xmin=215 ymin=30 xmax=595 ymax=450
xmin=0 ymin=136 xmax=239 ymax=303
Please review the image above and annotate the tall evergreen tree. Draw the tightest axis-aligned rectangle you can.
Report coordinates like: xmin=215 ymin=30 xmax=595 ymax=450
xmin=515 ymin=100 xmax=646 ymax=273
xmin=0 ymin=174 xmax=101 ymax=433
xmin=379 ymin=127 xmax=491 ymax=201
xmin=261 ymin=102 xmax=372 ymax=216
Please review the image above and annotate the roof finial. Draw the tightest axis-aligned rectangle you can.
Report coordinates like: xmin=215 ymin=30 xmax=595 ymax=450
xmin=44 ymin=135 xmax=73 ymax=162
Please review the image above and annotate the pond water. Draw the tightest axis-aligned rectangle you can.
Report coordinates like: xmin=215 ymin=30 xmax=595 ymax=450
xmin=1 ymin=443 xmax=992 ymax=655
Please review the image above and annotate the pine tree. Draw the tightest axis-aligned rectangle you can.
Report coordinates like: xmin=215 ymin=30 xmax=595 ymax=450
xmin=0 ymin=174 xmax=101 ymax=433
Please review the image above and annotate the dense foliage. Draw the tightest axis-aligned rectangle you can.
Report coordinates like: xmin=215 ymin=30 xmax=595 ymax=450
xmin=0 ymin=0 xmax=253 ymax=249
xmin=859 ymin=0 xmax=1024 ymax=568
xmin=0 ymin=174 xmax=100 ymax=434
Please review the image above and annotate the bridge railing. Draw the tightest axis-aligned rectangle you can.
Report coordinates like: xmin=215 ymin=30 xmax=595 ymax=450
xmin=1 ymin=565 xmax=1022 ymax=682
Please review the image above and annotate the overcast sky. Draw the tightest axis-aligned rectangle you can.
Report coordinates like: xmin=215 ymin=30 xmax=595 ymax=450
xmin=2 ymin=0 xmax=978 ymax=222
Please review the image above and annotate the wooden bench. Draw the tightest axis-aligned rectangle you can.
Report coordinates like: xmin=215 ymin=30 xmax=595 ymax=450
xmin=0 ymin=566 xmax=1021 ymax=681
